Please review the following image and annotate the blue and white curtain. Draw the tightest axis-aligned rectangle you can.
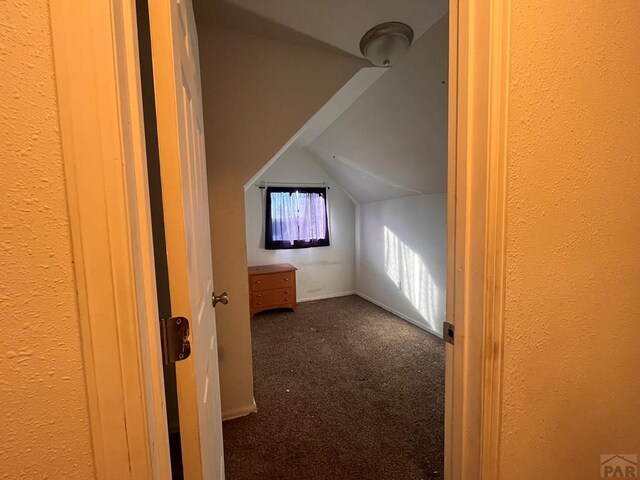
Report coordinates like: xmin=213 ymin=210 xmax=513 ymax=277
xmin=265 ymin=187 xmax=329 ymax=249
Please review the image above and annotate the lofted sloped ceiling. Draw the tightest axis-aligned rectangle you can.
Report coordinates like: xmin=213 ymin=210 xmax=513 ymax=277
xmin=194 ymin=0 xmax=448 ymax=58
xmin=194 ymin=0 xmax=449 ymax=205
xmin=307 ymin=14 xmax=449 ymax=203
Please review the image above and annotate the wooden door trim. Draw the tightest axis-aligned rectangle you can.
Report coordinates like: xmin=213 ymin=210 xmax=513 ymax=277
xmin=147 ymin=0 xmax=206 ymax=475
xmin=50 ymin=1 xmax=171 ymax=479
xmin=147 ymin=0 xmax=225 ymax=479
xmin=445 ymin=0 xmax=511 ymax=479
xmin=480 ymin=1 xmax=511 ymax=477
xmin=146 ymin=0 xmax=205 ymax=478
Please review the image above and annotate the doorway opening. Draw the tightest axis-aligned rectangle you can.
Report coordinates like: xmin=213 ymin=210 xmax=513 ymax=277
xmin=136 ymin=0 xmax=451 ymax=478
xmin=193 ymin=1 xmax=449 ymax=478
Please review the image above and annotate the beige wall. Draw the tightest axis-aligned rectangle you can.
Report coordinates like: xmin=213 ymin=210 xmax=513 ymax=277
xmin=500 ymin=1 xmax=640 ymax=478
xmin=198 ymin=25 xmax=363 ymax=416
xmin=0 ymin=1 xmax=95 ymax=479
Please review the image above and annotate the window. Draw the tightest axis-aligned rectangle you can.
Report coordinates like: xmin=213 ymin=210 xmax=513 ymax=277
xmin=265 ymin=186 xmax=330 ymax=249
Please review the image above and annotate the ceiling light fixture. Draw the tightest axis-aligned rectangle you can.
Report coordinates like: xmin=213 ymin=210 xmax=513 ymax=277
xmin=359 ymin=22 xmax=414 ymax=67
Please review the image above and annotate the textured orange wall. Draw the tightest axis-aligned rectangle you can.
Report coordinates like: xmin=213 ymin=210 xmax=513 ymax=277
xmin=0 ymin=1 xmax=95 ymax=478
xmin=501 ymin=1 xmax=640 ymax=478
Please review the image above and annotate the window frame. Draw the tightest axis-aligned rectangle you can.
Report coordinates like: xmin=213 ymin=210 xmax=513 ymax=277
xmin=264 ymin=186 xmax=330 ymax=250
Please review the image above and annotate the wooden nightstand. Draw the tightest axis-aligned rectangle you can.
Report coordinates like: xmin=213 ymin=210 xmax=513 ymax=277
xmin=248 ymin=263 xmax=297 ymax=317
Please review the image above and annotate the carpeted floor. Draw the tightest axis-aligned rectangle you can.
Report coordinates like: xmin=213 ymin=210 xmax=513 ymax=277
xmin=222 ymin=295 xmax=445 ymax=480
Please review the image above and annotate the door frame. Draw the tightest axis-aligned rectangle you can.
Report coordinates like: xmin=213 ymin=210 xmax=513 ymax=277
xmin=50 ymin=1 xmax=171 ymax=479
xmin=445 ymin=1 xmax=511 ymax=478
xmin=50 ymin=0 xmax=510 ymax=478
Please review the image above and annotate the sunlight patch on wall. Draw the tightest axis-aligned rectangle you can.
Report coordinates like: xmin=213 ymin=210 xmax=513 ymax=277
xmin=384 ymin=226 xmax=441 ymax=331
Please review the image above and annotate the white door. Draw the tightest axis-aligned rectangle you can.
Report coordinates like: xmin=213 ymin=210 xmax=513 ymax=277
xmin=147 ymin=0 xmax=224 ymax=479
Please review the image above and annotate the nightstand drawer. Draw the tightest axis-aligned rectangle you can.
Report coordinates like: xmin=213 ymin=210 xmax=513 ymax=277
xmin=250 ymin=272 xmax=294 ymax=292
xmin=251 ymin=288 xmax=294 ymax=308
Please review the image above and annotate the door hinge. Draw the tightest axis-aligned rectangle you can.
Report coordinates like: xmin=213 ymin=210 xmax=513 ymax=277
xmin=444 ymin=321 xmax=455 ymax=345
xmin=159 ymin=316 xmax=191 ymax=365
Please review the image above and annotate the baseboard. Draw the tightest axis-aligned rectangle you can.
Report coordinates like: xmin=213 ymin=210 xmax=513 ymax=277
xmin=297 ymin=291 xmax=356 ymax=303
xmin=355 ymin=291 xmax=443 ymax=339
xmin=222 ymin=399 xmax=257 ymax=422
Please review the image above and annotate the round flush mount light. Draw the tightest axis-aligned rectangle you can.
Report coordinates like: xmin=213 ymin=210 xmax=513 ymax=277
xmin=359 ymin=22 xmax=414 ymax=67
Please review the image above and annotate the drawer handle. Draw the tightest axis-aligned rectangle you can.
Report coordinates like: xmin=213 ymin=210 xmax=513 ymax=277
xmin=256 ymin=280 xmax=262 ymax=284
xmin=283 ymin=291 xmax=289 ymax=294
xmin=257 ymin=302 xmax=262 ymax=305
xmin=283 ymin=278 xmax=289 ymax=281
xmin=284 ymin=298 xmax=289 ymax=301
xmin=257 ymin=294 xmax=262 ymax=297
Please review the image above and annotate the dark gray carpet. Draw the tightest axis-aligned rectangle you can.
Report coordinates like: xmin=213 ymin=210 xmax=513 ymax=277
xmin=222 ymin=295 xmax=445 ymax=480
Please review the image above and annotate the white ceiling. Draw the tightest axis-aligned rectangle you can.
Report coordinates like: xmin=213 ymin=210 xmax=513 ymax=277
xmin=245 ymin=68 xmax=387 ymax=190
xmin=194 ymin=0 xmax=448 ymax=58
xmin=199 ymin=0 xmax=449 ymax=204
xmin=307 ymin=14 xmax=449 ymax=203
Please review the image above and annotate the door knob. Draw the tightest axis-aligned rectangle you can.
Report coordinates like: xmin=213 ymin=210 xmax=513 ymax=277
xmin=212 ymin=291 xmax=229 ymax=308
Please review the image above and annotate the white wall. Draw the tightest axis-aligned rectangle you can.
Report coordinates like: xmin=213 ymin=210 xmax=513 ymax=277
xmin=309 ymin=14 xmax=449 ymax=203
xmin=344 ymin=16 xmax=448 ymax=337
xmin=356 ymin=194 xmax=447 ymax=337
xmin=245 ymin=147 xmax=356 ymax=301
